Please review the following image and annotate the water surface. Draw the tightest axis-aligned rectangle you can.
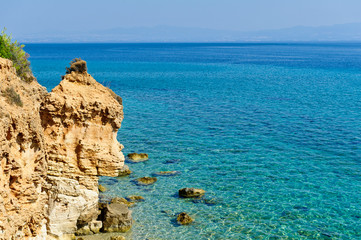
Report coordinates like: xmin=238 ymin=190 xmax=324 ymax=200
xmin=26 ymin=43 xmax=361 ymax=239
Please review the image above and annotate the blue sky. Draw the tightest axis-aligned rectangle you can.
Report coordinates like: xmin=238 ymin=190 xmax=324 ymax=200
xmin=2 ymin=0 xmax=361 ymax=36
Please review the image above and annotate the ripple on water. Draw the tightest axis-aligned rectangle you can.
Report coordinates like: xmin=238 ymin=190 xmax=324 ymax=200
xmin=29 ymin=43 xmax=361 ymax=239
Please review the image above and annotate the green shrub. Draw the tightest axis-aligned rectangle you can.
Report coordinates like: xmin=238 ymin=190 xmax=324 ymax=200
xmin=65 ymin=58 xmax=87 ymax=74
xmin=0 ymin=28 xmax=34 ymax=83
xmin=2 ymin=87 xmax=23 ymax=107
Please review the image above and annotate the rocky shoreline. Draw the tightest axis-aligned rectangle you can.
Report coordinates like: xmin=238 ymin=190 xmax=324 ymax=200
xmin=0 ymin=57 xmax=130 ymax=239
xmin=0 ymin=57 xmax=206 ymax=240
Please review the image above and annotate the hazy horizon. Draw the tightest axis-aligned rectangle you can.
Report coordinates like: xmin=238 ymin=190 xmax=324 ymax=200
xmin=2 ymin=0 xmax=361 ymax=42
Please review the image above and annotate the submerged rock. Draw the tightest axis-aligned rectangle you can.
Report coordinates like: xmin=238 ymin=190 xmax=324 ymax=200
xmin=111 ymin=197 xmax=135 ymax=207
xmin=153 ymin=171 xmax=180 ymax=176
xmin=177 ymin=212 xmax=193 ymax=225
xmin=98 ymin=184 xmax=107 ymax=192
xmin=136 ymin=177 xmax=157 ymax=185
xmin=101 ymin=203 xmax=132 ymax=233
xmin=118 ymin=165 xmax=132 ymax=176
xmin=192 ymin=197 xmax=219 ymax=206
xmin=100 ymin=177 xmax=119 ymax=185
xmin=126 ymin=195 xmax=145 ymax=202
xmin=164 ymin=159 xmax=181 ymax=164
xmin=127 ymin=153 xmax=148 ymax=162
xmin=99 ymin=194 xmax=112 ymax=204
xmin=179 ymin=188 xmax=205 ymax=198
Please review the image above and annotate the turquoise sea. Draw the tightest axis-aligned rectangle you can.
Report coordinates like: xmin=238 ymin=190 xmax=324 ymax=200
xmin=26 ymin=43 xmax=361 ymax=239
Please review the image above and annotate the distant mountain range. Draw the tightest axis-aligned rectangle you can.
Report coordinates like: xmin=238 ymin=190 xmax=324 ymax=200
xmin=17 ymin=23 xmax=361 ymax=43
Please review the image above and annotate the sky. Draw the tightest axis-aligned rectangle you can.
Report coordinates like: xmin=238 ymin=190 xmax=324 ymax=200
xmin=1 ymin=0 xmax=361 ymax=37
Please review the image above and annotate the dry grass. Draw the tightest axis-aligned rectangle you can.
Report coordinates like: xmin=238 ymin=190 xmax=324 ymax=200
xmin=2 ymin=87 xmax=23 ymax=107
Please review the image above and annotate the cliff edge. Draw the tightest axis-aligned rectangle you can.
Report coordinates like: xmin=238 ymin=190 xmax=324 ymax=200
xmin=0 ymin=57 xmax=128 ymax=239
xmin=0 ymin=58 xmax=48 ymax=239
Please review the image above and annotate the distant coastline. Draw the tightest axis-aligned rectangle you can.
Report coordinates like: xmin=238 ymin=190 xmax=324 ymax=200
xmin=15 ymin=22 xmax=361 ymax=43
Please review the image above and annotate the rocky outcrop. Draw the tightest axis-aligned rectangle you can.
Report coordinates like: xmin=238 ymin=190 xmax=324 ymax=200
xmin=40 ymin=62 xmax=126 ymax=238
xmin=0 ymin=57 xmax=130 ymax=239
xmin=0 ymin=58 xmax=48 ymax=239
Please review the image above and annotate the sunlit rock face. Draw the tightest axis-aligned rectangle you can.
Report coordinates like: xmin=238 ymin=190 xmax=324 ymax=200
xmin=0 ymin=57 xmax=126 ymax=239
xmin=40 ymin=65 xmax=125 ymax=238
xmin=0 ymin=57 xmax=48 ymax=239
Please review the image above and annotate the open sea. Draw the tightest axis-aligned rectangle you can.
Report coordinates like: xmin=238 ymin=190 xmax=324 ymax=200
xmin=26 ymin=43 xmax=361 ymax=240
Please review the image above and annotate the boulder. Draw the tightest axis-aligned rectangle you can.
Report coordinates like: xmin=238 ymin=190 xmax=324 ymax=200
xmin=136 ymin=177 xmax=157 ymax=185
xmin=102 ymin=203 xmax=132 ymax=233
xmin=179 ymin=188 xmax=205 ymax=198
xmin=127 ymin=153 xmax=148 ymax=162
xmin=75 ymin=220 xmax=102 ymax=236
xmin=177 ymin=212 xmax=193 ymax=225
xmin=75 ymin=225 xmax=92 ymax=236
xmin=118 ymin=165 xmax=132 ymax=176
xmin=89 ymin=221 xmax=102 ymax=234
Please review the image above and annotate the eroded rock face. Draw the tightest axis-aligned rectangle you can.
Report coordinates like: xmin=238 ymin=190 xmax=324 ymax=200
xmin=40 ymin=66 xmax=126 ymax=238
xmin=0 ymin=57 xmax=128 ymax=239
xmin=0 ymin=58 xmax=48 ymax=239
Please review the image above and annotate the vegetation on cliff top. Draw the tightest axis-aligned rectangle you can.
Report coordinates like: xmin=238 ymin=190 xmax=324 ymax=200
xmin=65 ymin=58 xmax=87 ymax=74
xmin=0 ymin=29 xmax=34 ymax=82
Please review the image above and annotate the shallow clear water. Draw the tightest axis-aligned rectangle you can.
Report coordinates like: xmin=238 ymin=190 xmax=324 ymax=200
xmin=26 ymin=43 xmax=361 ymax=239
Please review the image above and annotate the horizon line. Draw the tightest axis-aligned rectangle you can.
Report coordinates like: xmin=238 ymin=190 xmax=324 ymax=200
xmin=23 ymin=40 xmax=361 ymax=44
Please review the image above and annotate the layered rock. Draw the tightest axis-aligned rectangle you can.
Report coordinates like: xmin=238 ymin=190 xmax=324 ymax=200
xmin=0 ymin=57 xmax=129 ymax=239
xmin=0 ymin=58 xmax=48 ymax=239
xmin=40 ymin=65 xmax=126 ymax=238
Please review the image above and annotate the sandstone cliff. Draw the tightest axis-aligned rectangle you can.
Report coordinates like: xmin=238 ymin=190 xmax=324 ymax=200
xmin=0 ymin=58 xmax=48 ymax=239
xmin=0 ymin=57 xmax=128 ymax=239
xmin=41 ymin=61 xmax=125 ymax=238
